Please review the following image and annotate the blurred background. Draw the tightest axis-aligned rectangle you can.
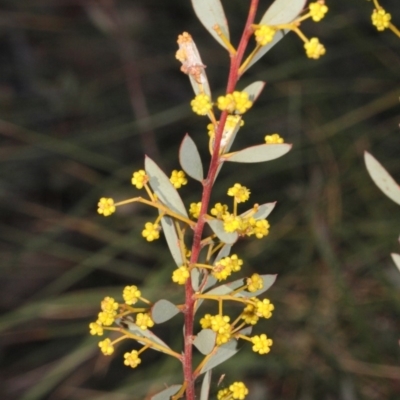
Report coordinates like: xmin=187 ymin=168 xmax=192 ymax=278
xmin=1 ymin=0 xmax=400 ymax=399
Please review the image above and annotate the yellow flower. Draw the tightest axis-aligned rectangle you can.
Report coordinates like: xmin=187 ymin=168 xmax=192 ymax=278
xmin=217 ymin=388 xmax=230 ymax=400
xmin=241 ymin=303 xmax=259 ymax=325
xmin=124 ymin=350 xmax=142 ymax=368
xmin=211 ymin=203 xmax=229 ymax=218
xmin=170 ymin=170 xmax=188 ymax=189
xmin=372 ymin=8 xmax=391 ymax=31
xmin=142 ymin=222 xmax=160 ymax=242
xmin=265 ymin=133 xmax=284 ymax=144
xmin=189 ymin=202 xmax=202 ymax=218
xmin=172 ymin=265 xmax=190 ymax=285
xmin=123 ymin=285 xmax=141 ymax=305
xmin=250 ymin=219 xmax=270 ymax=239
xmin=99 ymin=338 xmax=114 ymax=355
xmin=97 ymin=197 xmax=116 ymax=217
xmin=136 ymin=313 xmax=154 ymax=330
xmin=304 ymin=37 xmax=326 ymax=59
xmin=255 ymin=298 xmax=274 ymax=319
xmin=309 ymin=1 xmax=328 ymax=22
xmin=131 ymin=170 xmax=148 ymax=189
xmin=191 ymin=94 xmax=212 ymax=115
xmin=227 ymin=183 xmax=250 ymax=203
xmin=222 ymin=213 xmax=242 ymax=233
xmin=217 ymin=91 xmax=252 ymax=115
xmin=210 ymin=315 xmax=231 ymax=334
xmin=200 ymin=313 xmax=212 ymax=329
xmin=247 ymin=273 xmax=263 ymax=292
xmin=254 ymin=25 xmax=276 ymax=46
xmin=89 ymin=322 xmax=103 ymax=336
xmin=251 ymin=334 xmax=273 ymax=354
xmin=229 ymin=382 xmax=249 ymax=399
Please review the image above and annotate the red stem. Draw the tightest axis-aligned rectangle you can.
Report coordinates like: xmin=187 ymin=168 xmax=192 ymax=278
xmin=183 ymin=1 xmax=259 ymax=399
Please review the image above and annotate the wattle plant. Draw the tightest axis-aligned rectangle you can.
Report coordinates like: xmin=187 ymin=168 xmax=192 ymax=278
xmin=90 ymin=1 xmax=329 ymax=399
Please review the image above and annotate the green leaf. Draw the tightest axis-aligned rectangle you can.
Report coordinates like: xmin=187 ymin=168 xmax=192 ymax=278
xmin=200 ymin=370 xmax=212 ymax=400
xmin=200 ymin=339 xmax=239 ymax=374
xmin=260 ymin=0 xmax=307 ymax=25
xmin=179 ymin=134 xmax=204 ymax=182
xmin=243 ymin=30 xmax=288 ymax=72
xmin=241 ymin=202 xmax=276 ymax=220
xmin=364 ymin=151 xmax=400 ymax=206
xmin=151 ymin=385 xmax=181 ymax=400
xmin=207 ymin=219 xmax=238 ymax=244
xmin=151 ymin=299 xmax=181 ymax=324
xmin=194 ymin=329 xmax=217 ymax=355
xmin=242 ymin=81 xmax=265 ymax=103
xmin=201 ymin=273 xmax=217 ymax=293
xmin=191 ymin=0 xmax=230 ymax=50
xmin=391 ymin=253 xmax=400 ymax=273
xmin=145 ymin=156 xmax=188 ymax=218
xmin=222 ymin=143 xmax=292 ymax=163
xmin=117 ymin=317 xmax=172 ymax=352
xmin=161 ymin=216 xmax=184 ymax=267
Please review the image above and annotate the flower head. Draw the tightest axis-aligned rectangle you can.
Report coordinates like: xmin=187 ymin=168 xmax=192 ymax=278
xmin=89 ymin=322 xmax=104 ymax=336
xmin=172 ymin=265 xmax=190 ymax=285
xmin=217 ymin=91 xmax=252 ymax=115
xmin=99 ymin=338 xmax=114 ymax=355
xmin=124 ymin=350 xmax=142 ymax=368
xmin=170 ymin=170 xmax=188 ymax=189
xmin=200 ymin=313 xmax=212 ymax=329
xmin=309 ymin=1 xmax=328 ymax=22
xmin=265 ymin=133 xmax=284 ymax=144
xmin=97 ymin=197 xmax=116 ymax=217
xmin=241 ymin=303 xmax=259 ymax=325
xmin=136 ymin=313 xmax=154 ymax=330
xmin=211 ymin=203 xmax=229 ymax=218
xmin=247 ymin=273 xmax=263 ymax=292
xmin=227 ymin=183 xmax=250 ymax=203
xmin=131 ymin=170 xmax=148 ymax=189
xmin=372 ymin=8 xmax=391 ymax=31
xmin=249 ymin=219 xmax=270 ymax=239
xmin=254 ymin=25 xmax=276 ymax=46
xmin=251 ymin=334 xmax=273 ymax=354
xmin=255 ymin=298 xmax=274 ymax=319
xmin=304 ymin=37 xmax=326 ymax=59
xmin=142 ymin=222 xmax=160 ymax=242
xmin=229 ymin=382 xmax=249 ymax=399
xmin=210 ymin=314 xmax=231 ymax=334
xmin=191 ymin=94 xmax=212 ymax=115
xmin=189 ymin=202 xmax=202 ymax=219
xmin=123 ymin=285 xmax=141 ymax=305
xmin=213 ymin=255 xmax=243 ymax=281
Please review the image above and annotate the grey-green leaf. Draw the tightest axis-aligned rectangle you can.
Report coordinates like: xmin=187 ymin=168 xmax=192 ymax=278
xmin=191 ymin=267 xmax=201 ymax=291
xmin=194 ymin=329 xmax=217 ymax=355
xmin=236 ymin=274 xmax=277 ymax=298
xmin=241 ymin=202 xmax=276 ymax=220
xmin=145 ymin=156 xmax=188 ymax=217
xmin=223 ymin=143 xmax=291 ymax=163
xmin=205 ymin=274 xmax=277 ymax=297
xmin=391 ymin=253 xmax=400 ymax=273
xmin=243 ymin=29 xmax=288 ymax=72
xmin=364 ymin=151 xmax=400 ymax=206
xmin=260 ymin=0 xmax=307 ymax=25
xmin=200 ymin=370 xmax=212 ymax=400
xmin=151 ymin=299 xmax=181 ymax=324
xmin=151 ymin=385 xmax=181 ymax=400
xmin=179 ymin=134 xmax=204 ymax=182
xmin=242 ymin=81 xmax=265 ymax=103
xmin=207 ymin=219 xmax=238 ymax=244
xmin=117 ymin=317 xmax=172 ymax=352
xmin=192 ymin=0 xmax=230 ymax=50
xmin=215 ymin=244 xmax=232 ymax=262
xmin=161 ymin=216 xmax=184 ymax=267
xmin=200 ymin=339 xmax=239 ymax=374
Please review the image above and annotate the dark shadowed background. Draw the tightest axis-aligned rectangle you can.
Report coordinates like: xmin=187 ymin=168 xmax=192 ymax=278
xmin=1 ymin=0 xmax=400 ymax=399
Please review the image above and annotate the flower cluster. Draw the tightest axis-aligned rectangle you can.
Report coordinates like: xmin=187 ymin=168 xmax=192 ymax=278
xmin=217 ymin=382 xmax=249 ymax=400
xmin=265 ymin=133 xmax=284 ymax=144
xmin=251 ymin=1 xmax=328 ymax=60
xmin=89 ymin=286 xmax=159 ymax=367
xmin=217 ymin=91 xmax=253 ymax=114
xmin=371 ymin=8 xmax=391 ymax=31
xmin=212 ymin=254 xmax=243 ymax=281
